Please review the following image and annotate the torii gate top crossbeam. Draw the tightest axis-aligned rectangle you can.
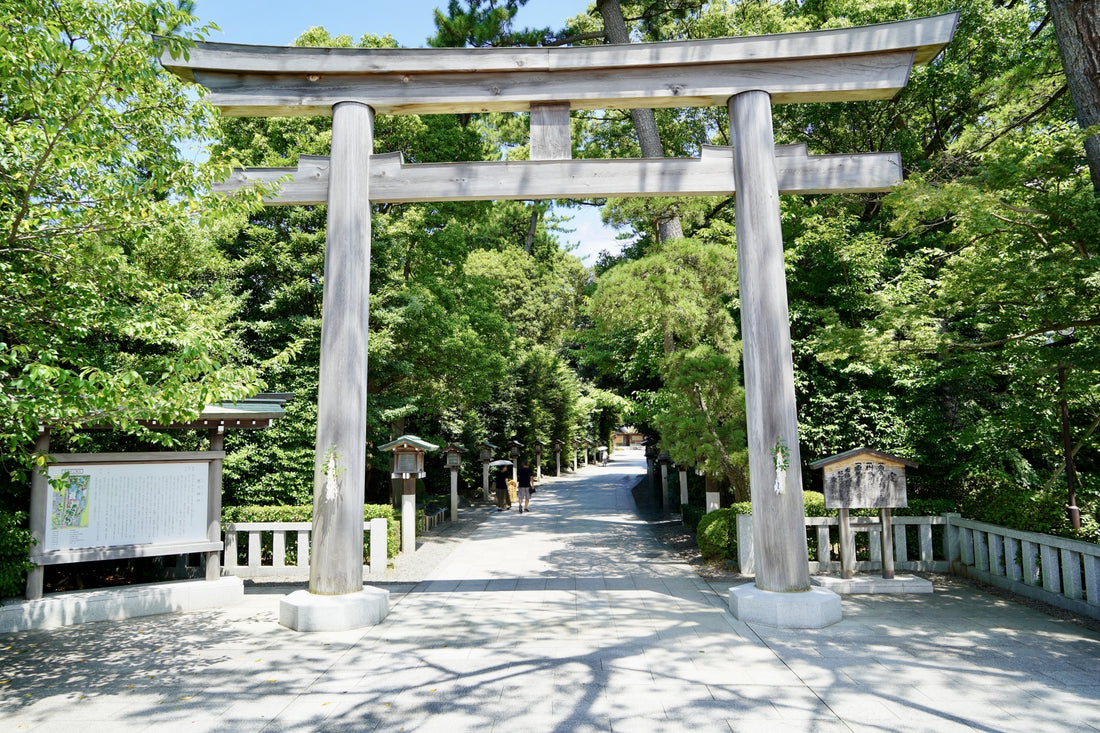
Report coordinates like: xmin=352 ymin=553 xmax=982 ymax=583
xmin=161 ymin=13 xmax=957 ymax=117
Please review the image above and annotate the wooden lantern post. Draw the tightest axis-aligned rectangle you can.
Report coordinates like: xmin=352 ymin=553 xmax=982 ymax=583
xmin=380 ymin=435 xmax=438 ymax=554
xmin=658 ymin=451 xmax=671 ymax=512
xmin=442 ymin=443 xmax=465 ymax=522
xmin=532 ymin=439 xmax=545 ymax=481
xmin=478 ymin=442 xmax=497 ymax=501
xmin=553 ymin=439 xmax=564 ymax=476
xmin=678 ymin=464 xmax=689 ymax=516
xmin=509 ymin=440 xmax=523 ymax=482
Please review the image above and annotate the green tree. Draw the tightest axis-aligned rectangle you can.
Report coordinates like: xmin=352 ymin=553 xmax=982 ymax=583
xmin=584 ymin=238 xmax=749 ymax=497
xmin=0 ymin=0 xmax=263 ymax=484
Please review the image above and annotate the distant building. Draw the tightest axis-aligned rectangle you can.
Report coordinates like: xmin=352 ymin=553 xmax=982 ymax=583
xmin=613 ymin=426 xmax=644 ymax=448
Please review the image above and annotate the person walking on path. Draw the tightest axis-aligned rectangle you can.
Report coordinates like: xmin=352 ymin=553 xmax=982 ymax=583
xmin=494 ymin=464 xmax=511 ymax=511
xmin=517 ymin=459 xmax=535 ymax=513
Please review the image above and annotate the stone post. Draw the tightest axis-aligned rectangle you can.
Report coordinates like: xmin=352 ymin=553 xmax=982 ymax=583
xmin=705 ymin=473 xmax=720 ymax=514
xmin=309 ymin=102 xmax=374 ymax=597
xmin=679 ymin=468 xmax=689 ymax=511
xmin=659 ymin=461 xmax=669 ymax=512
xmin=450 ymin=466 xmax=459 ymax=523
xmin=402 ymin=477 xmax=416 ymax=553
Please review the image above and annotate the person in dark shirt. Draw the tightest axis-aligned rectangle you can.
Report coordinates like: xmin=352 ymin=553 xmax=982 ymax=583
xmin=516 ymin=460 xmax=535 ymax=513
xmin=494 ymin=464 xmax=511 ymax=511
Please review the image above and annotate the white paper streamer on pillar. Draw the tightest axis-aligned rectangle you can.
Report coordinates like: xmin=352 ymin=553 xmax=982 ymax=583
xmin=774 ymin=449 xmax=786 ymax=495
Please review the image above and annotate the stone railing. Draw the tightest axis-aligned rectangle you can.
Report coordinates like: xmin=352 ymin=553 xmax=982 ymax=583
xmin=737 ymin=513 xmax=954 ymax=576
xmin=222 ymin=518 xmax=389 ymax=578
xmin=951 ymin=516 xmax=1100 ymax=621
xmin=737 ymin=512 xmax=1100 ymax=621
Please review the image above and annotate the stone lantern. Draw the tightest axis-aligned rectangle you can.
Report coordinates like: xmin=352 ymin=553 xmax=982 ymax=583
xmin=810 ymin=447 xmax=918 ymax=582
xmin=509 ymin=440 xmax=523 ymax=481
xmin=583 ymin=438 xmax=593 ymax=467
xmin=669 ymin=460 xmax=688 ymax=516
xmin=658 ymin=450 xmax=672 ymax=512
xmin=379 ymin=435 xmax=438 ymax=554
xmin=442 ymin=443 xmax=465 ymax=523
xmin=642 ymin=438 xmax=658 ymax=492
xmin=552 ymin=439 xmax=565 ymax=476
xmin=532 ymin=439 xmax=545 ymax=481
xmin=478 ymin=442 xmax=497 ymax=501
xmin=571 ymin=437 xmax=581 ymax=472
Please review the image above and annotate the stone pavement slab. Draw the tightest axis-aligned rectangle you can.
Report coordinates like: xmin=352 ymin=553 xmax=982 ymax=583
xmin=2 ymin=449 xmax=1099 ymax=732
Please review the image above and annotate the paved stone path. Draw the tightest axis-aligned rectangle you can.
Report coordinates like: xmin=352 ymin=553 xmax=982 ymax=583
xmin=2 ymin=450 xmax=1099 ymax=732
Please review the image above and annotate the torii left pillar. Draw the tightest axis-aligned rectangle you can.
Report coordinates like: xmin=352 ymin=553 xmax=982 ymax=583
xmin=280 ymin=102 xmax=389 ymax=632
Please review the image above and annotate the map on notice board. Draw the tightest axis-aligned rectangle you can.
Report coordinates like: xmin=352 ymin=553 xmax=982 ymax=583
xmin=44 ymin=461 xmax=208 ymax=553
xmin=51 ymin=472 xmax=91 ymax=530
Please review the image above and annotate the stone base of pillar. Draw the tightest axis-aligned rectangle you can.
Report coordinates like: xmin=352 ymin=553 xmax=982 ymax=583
xmin=729 ymin=583 xmax=841 ymax=628
xmin=279 ymin=586 xmax=390 ymax=632
xmin=811 ymin=574 xmax=933 ymax=595
xmin=705 ymin=492 xmax=721 ymax=513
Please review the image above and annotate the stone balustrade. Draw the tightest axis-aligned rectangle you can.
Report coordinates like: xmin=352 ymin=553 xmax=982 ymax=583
xmin=222 ymin=518 xmax=390 ymax=578
xmin=737 ymin=511 xmax=1100 ymax=621
xmin=952 ymin=516 xmax=1100 ymax=621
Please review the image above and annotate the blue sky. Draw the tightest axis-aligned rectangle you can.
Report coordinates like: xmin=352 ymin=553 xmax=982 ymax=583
xmin=191 ymin=0 xmax=626 ymax=263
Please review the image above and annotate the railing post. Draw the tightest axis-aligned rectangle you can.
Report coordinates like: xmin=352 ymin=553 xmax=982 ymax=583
xmin=1022 ymin=540 xmax=1040 ymax=585
xmin=224 ymin=525 xmax=239 ymax=572
xmin=1084 ymin=554 xmax=1100 ymax=608
xmin=248 ymin=530 xmax=261 ymax=571
xmin=297 ymin=530 xmax=310 ymax=568
xmin=817 ymin=525 xmax=832 ymax=568
xmin=736 ymin=514 xmax=755 ymax=574
xmin=1061 ymin=549 xmax=1084 ymax=600
xmin=273 ymin=530 xmax=286 ymax=570
xmin=991 ymin=533 xmax=1006 ymax=575
xmin=369 ymin=517 xmax=387 ymax=576
xmin=974 ymin=530 xmax=989 ymax=571
xmin=1041 ymin=544 xmax=1061 ymax=593
xmin=919 ymin=522 xmax=934 ymax=563
xmin=942 ymin=513 xmax=961 ymax=564
xmin=1005 ymin=536 xmax=1023 ymax=582
xmin=959 ymin=526 xmax=974 ymax=565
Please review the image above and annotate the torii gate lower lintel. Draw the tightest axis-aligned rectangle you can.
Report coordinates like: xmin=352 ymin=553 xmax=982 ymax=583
xmin=161 ymin=13 xmax=957 ymax=631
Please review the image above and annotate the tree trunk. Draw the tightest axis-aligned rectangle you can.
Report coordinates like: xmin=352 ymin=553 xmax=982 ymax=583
xmin=524 ymin=209 xmax=538 ymax=254
xmin=1048 ymin=0 xmax=1100 ymax=194
xmin=596 ymin=0 xmax=684 ymax=241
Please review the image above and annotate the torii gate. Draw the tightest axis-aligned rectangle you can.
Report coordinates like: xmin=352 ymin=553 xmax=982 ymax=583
xmin=162 ymin=13 xmax=957 ymax=631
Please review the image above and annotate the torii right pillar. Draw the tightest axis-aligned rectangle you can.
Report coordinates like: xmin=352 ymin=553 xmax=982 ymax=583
xmin=728 ymin=90 xmax=842 ymax=628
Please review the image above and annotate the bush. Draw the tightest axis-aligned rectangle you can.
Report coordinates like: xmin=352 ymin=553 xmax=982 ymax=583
xmin=960 ymin=484 xmax=1068 ymax=537
xmin=0 ymin=510 xmax=34 ymax=601
xmin=701 ymin=491 xmax=842 ymax=566
xmin=682 ymin=504 xmax=705 ymax=530
xmin=697 ymin=508 xmax=735 ymax=561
